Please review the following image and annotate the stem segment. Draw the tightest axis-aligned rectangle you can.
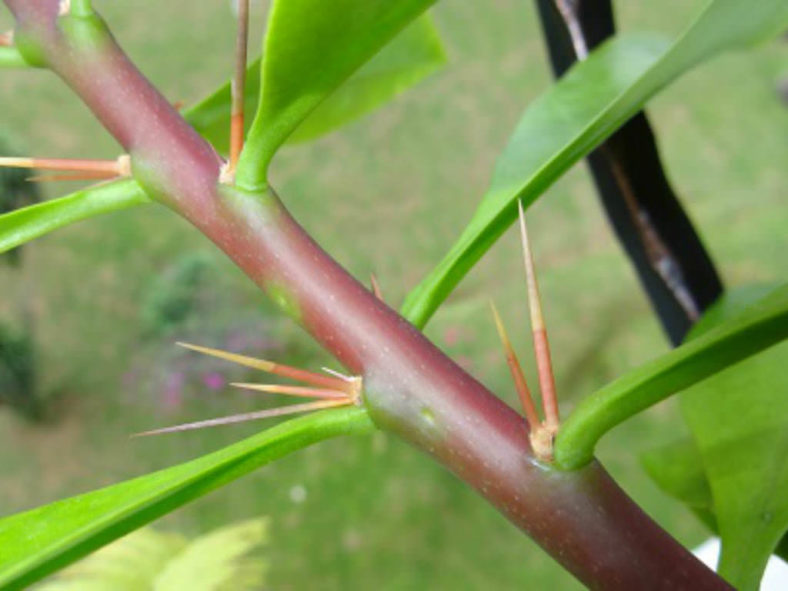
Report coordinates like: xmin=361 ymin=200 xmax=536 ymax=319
xmin=5 ymin=2 xmax=731 ymax=588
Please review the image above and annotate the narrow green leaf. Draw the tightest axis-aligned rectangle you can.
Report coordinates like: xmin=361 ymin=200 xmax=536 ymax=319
xmin=0 ymin=407 xmax=373 ymax=590
xmin=640 ymin=437 xmax=718 ymax=532
xmin=236 ymin=0 xmax=437 ymax=188
xmin=680 ymin=292 xmax=788 ymax=590
xmin=36 ymin=529 xmax=187 ymax=591
xmin=184 ymin=16 xmax=444 ymax=153
xmin=554 ymin=284 xmax=788 ymax=470
xmin=0 ymin=179 xmax=149 ymax=254
xmin=400 ymin=0 xmax=788 ymax=328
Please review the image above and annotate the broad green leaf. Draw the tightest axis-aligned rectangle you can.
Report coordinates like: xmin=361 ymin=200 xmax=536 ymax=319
xmin=0 ymin=407 xmax=373 ymax=590
xmin=184 ymin=16 xmax=444 ymax=153
xmin=236 ymin=0 xmax=437 ymax=188
xmin=554 ymin=284 xmax=788 ymax=470
xmin=36 ymin=529 xmax=187 ymax=591
xmin=155 ymin=519 xmax=268 ymax=590
xmin=680 ymin=290 xmax=788 ymax=590
xmin=37 ymin=519 xmax=268 ymax=591
xmin=400 ymin=0 xmax=788 ymax=329
xmin=0 ymin=179 xmax=148 ymax=254
xmin=287 ymin=15 xmax=445 ymax=143
xmin=640 ymin=437 xmax=718 ymax=531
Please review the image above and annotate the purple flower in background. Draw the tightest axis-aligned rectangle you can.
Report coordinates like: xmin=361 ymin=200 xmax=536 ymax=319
xmin=202 ymin=371 xmax=225 ymax=391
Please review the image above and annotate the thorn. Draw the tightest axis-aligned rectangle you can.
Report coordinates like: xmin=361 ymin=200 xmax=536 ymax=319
xmin=0 ymin=31 xmax=13 ymax=48
xmin=25 ymin=171 xmax=120 ymax=183
xmin=0 ymin=155 xmax=131 ymax=177
xmin=370 ymin=273 xmax=384 ymax=301
xmin=517 ymin=201 xmax=560 ymax=433
xmin=131 ymin=399 xmax=350 ymax=437
xmin=321 ymin=367 xmax=354 ymax=382
xmin=490 ymin=301 xmax=542 ymax=431
xmin=176 ymin=342 xmax=351 ymax=392
xmin=231 ymin=382 xmax=349 ymax=400
xmin=227 ymin=0 xmax=250 ymax=175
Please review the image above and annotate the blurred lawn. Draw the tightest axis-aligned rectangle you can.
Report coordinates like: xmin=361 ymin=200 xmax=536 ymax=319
xmin=0 ymin=1 xmax=786 ymax=589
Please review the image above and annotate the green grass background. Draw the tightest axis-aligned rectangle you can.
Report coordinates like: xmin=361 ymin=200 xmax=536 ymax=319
xmin=0 ymin=0 xmax=786 ymax=588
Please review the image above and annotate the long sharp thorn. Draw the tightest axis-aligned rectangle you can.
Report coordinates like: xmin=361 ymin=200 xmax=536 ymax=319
xmin=176 ymin=342 xmax=350 ymax=392
xmin=490 ymin=301 xmax=542 ymax=431
xmin=370 ymin=273 xmax=384 ymax=301
xmin=231 ymin=382 xmax=349 ymax=400
xmin=26 ymin=171 xmax=119 ymax=183
xmin=0 ymin=155 xmax=130 ymax=176
xmin=321 ymin=367 xmax=354 ymax=382
xmin=517 ymin=200 xmax=560 ymax=432
xmin=228 ymin=0 xmax=250 ymax=175
xmin=132 ymin=399 xmax=350 ymax=437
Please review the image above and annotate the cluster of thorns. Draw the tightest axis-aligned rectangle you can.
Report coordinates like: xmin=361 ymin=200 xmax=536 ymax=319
xmin=1 ymin=1 xmax=561 ymax=459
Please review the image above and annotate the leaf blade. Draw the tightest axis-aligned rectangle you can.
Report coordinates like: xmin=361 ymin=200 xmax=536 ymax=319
xmin=236 ymin=0 xmax=437 ymax=187
xmin=0 ymin=179 xmax=149 ymax=254
xmin=679 ymin=290 xmax=788 ymax=589
xmin=0 ymin=407 xmax=373 ymax=590
xmin=400 ymin=0 xmax=788 ymax=328
xmin=184 ymin=15 xmax=444 ymax=153
xmin=554 ymin=284 xmax=788 ymax=469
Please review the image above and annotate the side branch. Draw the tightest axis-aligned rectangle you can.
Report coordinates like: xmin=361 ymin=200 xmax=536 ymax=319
xmin=4 ymin=2 xmax=730 ymax=588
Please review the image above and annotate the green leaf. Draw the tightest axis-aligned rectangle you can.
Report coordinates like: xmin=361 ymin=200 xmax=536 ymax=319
xmin=155 ymin=519 xmax=268 ymax=590
xmin=0 ymin=407 xmax=373 ymax=590
xmin=640 ymin=437 xmax=718 ymax=531
xmin=36 ymin=529 xmax=187 ymax=591
xmin=36 ymin=519 xmax=268 ymax=591
xmin=0 ymin=46 xmax=30 ymax=69
xmin=236 ymin=0 xmax=437 ymax=188
xmin=400 ymin=0 xmax=788 ymax=329
xmin=287 ymin=15 xmax=445 ymax=143
xmin=0 ymin=179 xmax=149 ymax=254
xmin=679 ymin=290 xmax=788 ymax=590
xmin=185 ymin=16 xmax=444 ymax=153
xmin=183 ymin=62 xmax=261 ymax=156
xmin=554 ymin=284 xmax=788 ymax=470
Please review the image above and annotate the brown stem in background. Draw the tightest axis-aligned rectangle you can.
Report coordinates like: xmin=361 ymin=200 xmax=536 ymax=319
xmin=4 ymin=1 xmax=731 ymax=588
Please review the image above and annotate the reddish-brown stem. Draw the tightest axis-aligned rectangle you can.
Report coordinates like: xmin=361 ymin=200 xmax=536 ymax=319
xmin=5 ymin=2 xmax=730 ymax=588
